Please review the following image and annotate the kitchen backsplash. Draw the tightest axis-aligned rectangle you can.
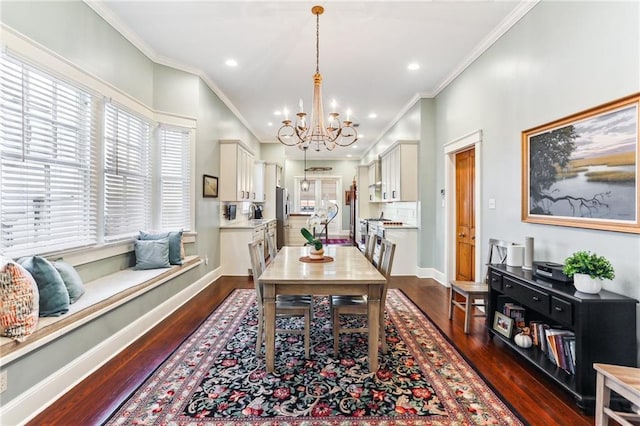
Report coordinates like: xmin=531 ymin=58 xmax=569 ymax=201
xmin=381 ymin=202 xmax=418 ymax=226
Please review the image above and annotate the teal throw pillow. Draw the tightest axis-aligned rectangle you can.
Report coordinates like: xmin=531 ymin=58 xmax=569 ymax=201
xmin=17 ymin=256 xmax=70 ymax=317
xmin=52 ymin=261 xmax=86 ymax=304
xmin=139 ymin=231 xmax=183 ymax=265
xmin=134 ymin=238 xmax=171 ymax=270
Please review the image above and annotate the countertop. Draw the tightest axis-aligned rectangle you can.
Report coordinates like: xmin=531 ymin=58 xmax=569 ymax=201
xmin=219 ymin=218 xmax=276 ymax=229
xmin=381 ymin=224 xmax=418 ymax=230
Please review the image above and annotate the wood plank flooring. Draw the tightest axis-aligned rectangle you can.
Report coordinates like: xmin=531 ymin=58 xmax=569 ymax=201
xmin=27 ymin=276 xmax=592 ymax=426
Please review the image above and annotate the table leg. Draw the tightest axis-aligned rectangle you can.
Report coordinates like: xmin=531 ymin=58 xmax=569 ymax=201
xmin=263 ymin=283 xmax=276 ymax=373
xmin=595 ymin=371 xmax=610 ymax=426
xmin=368 ymin=284 xmax=381 ymax=372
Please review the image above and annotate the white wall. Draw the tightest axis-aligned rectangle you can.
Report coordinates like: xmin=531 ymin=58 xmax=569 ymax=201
xmin=434 ymin=2 xmax=639 ymax=302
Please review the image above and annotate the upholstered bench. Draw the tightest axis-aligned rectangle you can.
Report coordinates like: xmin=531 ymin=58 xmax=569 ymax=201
xmin=0 ymin=255 xmax=201 ymax=365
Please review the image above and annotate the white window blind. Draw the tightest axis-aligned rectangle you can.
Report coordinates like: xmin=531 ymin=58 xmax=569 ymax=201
xmin=0 ymin=53 xmax=98 ymax=256
xmin=159 ymin=126 xmax=191 ymax=230
xmin=104 ymin=103 xmax=152 ymax=240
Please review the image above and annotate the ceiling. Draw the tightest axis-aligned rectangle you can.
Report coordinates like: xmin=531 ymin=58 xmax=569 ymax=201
xmin=89 ymin=1 xmax=536 ymax=160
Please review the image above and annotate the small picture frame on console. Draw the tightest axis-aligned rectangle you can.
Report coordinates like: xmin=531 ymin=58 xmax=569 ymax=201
xmin=493 ymin=312 xmax=514 ymax=338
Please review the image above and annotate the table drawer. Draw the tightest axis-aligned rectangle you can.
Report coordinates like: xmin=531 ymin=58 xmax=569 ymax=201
xmin=550 ymin=296 xmax=573 ymax=326
xmin=503 ymin=276 xmax=550 ymax=315
xmin=489 ymin=271 xmax=502 ymax=291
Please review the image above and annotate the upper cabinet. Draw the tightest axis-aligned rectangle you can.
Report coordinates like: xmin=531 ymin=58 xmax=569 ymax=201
xmin=219 ymin=140 xmax=255 ymax=201
xmin=380 ymin=140 xmax=418 ymax=202
xmin=367 ymin=160 xmax=381 ymax=202
xmin=254 ymin=161 xmax=266 ymax=202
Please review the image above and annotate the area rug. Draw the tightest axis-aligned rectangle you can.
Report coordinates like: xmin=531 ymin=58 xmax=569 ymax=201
xmin=106 ymin=289 xmax=523 ymax=425
xmin=323 ymin=238 xmax=353 ymax=245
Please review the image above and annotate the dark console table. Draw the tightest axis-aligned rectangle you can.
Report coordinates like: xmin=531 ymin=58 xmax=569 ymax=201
xmin=487 ymin=264 xmax=637 ymax=409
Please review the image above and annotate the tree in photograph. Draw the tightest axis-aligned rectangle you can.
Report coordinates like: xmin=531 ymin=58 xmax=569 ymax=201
xmin=529 ymin=125 xmax=611 ymax=216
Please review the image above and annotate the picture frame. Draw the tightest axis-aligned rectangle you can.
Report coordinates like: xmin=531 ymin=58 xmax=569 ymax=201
xmin=203 ymin=175 xmax=218 ymax=198
xmin=493 ymin=312 xmax=514 ymax=338
xmin=522 ymin=93 xmax=640 ymax=234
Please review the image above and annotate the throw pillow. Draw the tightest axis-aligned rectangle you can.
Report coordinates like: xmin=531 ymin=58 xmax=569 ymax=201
xmin=0 ymin=257 xmax=39 ymax=341
xmin=134 ymin=238 xmax=171 ymax=270
xmin=52 ymin=261 xmax=86 ymax=304
xmin=139 ymin=231 xmax=183 ymax=265
xmin=17 ymin=256 xmax=70 ymax=317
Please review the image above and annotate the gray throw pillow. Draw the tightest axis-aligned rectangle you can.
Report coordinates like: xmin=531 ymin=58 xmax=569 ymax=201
xmin=138 ymin=231 xmax=183 ymax=265
xmin=53 ymin=260 xmax=86 ymax=304
xmin=134 ymin=238 xmax=171 ymax=270
xmin=17 ymin=256 xmax=70 ymax=317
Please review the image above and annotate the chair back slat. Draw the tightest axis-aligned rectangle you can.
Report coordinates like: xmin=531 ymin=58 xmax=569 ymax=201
xmin=248 ymin=239 xmax=266 ymax=301
xmin=266 ymin=230 xmax=277 ymax=260
xmin=364 ymin=232 xmax=376 ymax=262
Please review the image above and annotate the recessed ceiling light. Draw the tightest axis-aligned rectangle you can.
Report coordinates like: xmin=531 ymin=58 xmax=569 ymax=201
xmin=368 ymin=113 xmax=377 ymax=119
xmin=267 ymin=122 xmax=273 ymax=126
xmin=407 ymin=63 xmax=420 ymax=71
xmin=274 ymin=110 xmax=282 ymax=116
xmin=358 ymin=135 xmax=365 ymax=139
xmin=347 ymin=154 xmax=352 ymax=158
xmin=352 ymin=145 xmax=358 ymax=149
xmin=225 ymin=59 xmax=238 ymax=67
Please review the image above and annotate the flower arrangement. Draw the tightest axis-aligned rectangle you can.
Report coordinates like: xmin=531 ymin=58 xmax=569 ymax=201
xmin=563 ymin=250 xmax=615 ymax=280
xmin=301 ymin=227 xmax=323 ymax=250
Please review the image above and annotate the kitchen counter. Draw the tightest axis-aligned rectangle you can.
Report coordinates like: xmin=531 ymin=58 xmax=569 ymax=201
xmin=379 ymin=223 xmax=418 ymax=230
xmin=220 ymin=218 xmax=275 ymax=229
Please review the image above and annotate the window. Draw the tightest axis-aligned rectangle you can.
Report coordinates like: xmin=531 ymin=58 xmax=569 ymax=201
xmin=159 ymin=126 xmax=192 ymax=230
xmin=293 ymin=176 xmax=342 ymax=234
xmin=103 ymin=103 xmax=152 ymax=241
xmin=0 ymin=53 xmax=98 ymax=256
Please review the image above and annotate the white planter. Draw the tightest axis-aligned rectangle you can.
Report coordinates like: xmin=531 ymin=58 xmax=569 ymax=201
xmin=573 ymin=273 xmax=604 ymax=294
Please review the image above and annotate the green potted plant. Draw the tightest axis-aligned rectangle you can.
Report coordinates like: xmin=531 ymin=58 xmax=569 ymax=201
xmin=301 ymin=227 xmax=324 ymax=259
xmin=563 ymin=251 xmax=614 ymax=294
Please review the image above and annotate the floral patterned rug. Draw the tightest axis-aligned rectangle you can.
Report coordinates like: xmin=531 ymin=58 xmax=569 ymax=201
xmin=106 ymin=289 xmax=523 ymax=425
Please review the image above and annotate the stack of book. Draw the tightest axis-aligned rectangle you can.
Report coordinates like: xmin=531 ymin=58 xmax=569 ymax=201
xmin=529 ymin=321 xmax=576 ymax=374
xmin=503 ymin=303 xmax=526 ymax=329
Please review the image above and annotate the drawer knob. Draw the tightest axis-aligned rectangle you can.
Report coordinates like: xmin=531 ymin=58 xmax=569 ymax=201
xmin=505 ymin=284 xmax=513 ymax=288
xmin=532 ymin=296 xmax=540 ymax=302
xmin=555 ymin=306 xmax=563 ymax=312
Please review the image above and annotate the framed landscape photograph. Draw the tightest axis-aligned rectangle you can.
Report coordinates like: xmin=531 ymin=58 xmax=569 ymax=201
xmin=203 ymin=175 xmax=218 ymax=198
xmin=493 ymin=312 xmax=514 ymax=338
xmin=522 ymin=93 xmax=640 ymax=233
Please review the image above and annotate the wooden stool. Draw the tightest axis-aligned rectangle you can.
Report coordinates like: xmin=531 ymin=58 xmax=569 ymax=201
xmin=449 ymin=280 xmax=489 ymax=334
xmin=594 ymin=363 xmax=640 ymax=426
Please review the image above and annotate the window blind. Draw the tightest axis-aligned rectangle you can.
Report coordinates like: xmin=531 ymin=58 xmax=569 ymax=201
xmin=0 ymin=53 xmax=98 ymax=256
xmin=103 ymin=103 xmax=151 ymax=240
xmin=159 ymin=127 xmax=191 ymax=230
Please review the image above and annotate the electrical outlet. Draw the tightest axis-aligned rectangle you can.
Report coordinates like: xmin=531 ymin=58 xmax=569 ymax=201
xmin=0 ymin=370 xmax=7 ymax=393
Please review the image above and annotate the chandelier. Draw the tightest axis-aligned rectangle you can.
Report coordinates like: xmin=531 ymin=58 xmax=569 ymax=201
xmin=277 ymin=5 xmax=358 ymax=152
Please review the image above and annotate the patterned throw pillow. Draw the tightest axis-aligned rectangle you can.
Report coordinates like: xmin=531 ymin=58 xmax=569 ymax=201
xmin=0 ymin=258 xmax=39 ymax=341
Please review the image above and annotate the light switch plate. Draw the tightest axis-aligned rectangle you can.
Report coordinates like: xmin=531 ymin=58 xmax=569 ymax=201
xmin=488 ymin=198 xmax=496 ymax=209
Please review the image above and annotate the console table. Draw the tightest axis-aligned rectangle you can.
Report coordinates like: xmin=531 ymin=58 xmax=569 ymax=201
xmin=487 ymin=265 xmax=637 ymax=409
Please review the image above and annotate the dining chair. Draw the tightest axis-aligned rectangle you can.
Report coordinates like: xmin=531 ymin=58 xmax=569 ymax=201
xmin=363 ymin=231 xmax=376 ymax=263
xmin=248 ymin=239 xmax=312 ymax=358
xmin=331 ymin=239 xmax=395 ymax=356
xmin=265 ymin=230 xmax=278 ymax=265
xmin=449 ymin=238 xmax=514 ymax=333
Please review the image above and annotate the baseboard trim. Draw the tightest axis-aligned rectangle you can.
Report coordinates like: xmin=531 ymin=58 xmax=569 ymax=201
xmin=416 ymin=267 xmax=445 ymax=286
xmin=0 ymin=267 xmax=223 ymax=426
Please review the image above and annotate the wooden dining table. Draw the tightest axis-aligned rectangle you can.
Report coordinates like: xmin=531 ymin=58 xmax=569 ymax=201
xmin=258 ymin=245 xmax=387 ymax=373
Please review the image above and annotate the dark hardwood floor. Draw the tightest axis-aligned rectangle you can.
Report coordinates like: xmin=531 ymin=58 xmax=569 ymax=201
xmin=27 ymin=276 xmax=592 ymax=426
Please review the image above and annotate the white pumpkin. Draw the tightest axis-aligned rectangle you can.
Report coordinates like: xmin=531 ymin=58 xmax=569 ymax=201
xmin=514 ymin=332 xmax=532 ymax=348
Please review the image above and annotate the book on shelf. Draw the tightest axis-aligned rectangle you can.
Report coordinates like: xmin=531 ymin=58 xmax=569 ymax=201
xmin=544 ymin=328 xmax=576 ymax=374
xmin=503 ymin=303 xmax=526 ymax=329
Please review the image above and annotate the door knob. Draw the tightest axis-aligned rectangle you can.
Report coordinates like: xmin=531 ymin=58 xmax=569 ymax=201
xmin=458 ymin=233 xmax=465 ymax=237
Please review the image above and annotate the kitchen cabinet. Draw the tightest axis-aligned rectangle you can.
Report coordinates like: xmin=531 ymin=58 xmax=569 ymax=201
xmin=220 ymin=220 xmax=274 ymax=275
xmin=380 ymin=226 xmax=417 ymax=275
xmin=380 ymin=140 xmax=418 ymax=202
xmin=367 ymin=160 xmax=381 ymax=202
xmin=487 ymin=265 xmax=637 ymax=409
xmin=219 ymin=140 xmax=255 ymax=201
xmin=254 ymin=161 xmax=265 ymax=202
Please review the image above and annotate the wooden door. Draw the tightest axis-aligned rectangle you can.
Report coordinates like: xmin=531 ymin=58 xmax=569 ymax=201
xmin=455 ymin=148 xmax=475 ymax=281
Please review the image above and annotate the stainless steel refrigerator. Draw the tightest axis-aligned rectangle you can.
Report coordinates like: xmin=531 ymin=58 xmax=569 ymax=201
xmin=275 ymin=187 xmax=288 ymax=249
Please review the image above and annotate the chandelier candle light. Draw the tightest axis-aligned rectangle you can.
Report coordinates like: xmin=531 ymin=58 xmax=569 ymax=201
xmin=277 ymin=5 xmax=358 ymax=151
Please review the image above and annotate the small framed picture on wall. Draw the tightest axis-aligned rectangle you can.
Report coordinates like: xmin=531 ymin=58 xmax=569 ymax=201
xmin=203 ymin=175 xmax=218 ymax=198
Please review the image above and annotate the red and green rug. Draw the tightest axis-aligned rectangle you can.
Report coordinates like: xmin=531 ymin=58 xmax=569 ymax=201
xmin=107 ymin=289 xmax=523 ymax=425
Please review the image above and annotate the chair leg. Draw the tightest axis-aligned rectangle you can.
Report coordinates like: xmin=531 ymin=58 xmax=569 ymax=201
xmin=333 ymin=308 xmax=340 ymax=355
xmin=304 ymin=310 xmax=310 ymax=359
xmin=256 ymin=306 xmax=264 ymax=357
xmin=448 ymin=286 xmax=454 ymax=320
xmin=464 ymin=294 xmax=471 ymax=334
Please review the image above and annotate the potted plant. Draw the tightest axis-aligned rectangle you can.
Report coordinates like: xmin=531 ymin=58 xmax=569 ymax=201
xmin=301 ymin=227 xmax=324 ymax=259
xmin=563 ymin=251 xmax=615 ymax=294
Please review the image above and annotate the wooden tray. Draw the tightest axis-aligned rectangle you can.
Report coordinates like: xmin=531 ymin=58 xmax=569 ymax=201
xmin=298 ymin=256 xmax=334 ymax=263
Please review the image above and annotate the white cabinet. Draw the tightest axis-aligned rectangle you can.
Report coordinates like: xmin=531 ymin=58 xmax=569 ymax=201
xmin=367 ymin=160 xmax=381 ymax=202
xmin=382 ymin=227 xmax=417 ymax=275
xmin=254 ymin=161 xmax=266 ymax=202
xmin=262 ymin=163 xmax=282 ymax=220
xmin=219 ymin=140 xmax=255 ymax=201
xmin=380 ymin=140 xmax=418 ymax=202
xmin=220 ymin=221 xmax=273 ymax=275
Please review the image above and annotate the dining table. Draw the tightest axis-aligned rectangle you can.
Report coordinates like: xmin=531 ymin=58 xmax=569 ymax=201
xmin=258 ymin=245 xmax=387 ymax=373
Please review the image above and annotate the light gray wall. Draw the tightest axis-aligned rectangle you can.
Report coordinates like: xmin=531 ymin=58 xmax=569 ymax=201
xmin=434 ymin=1 xmax=639 ymax=303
